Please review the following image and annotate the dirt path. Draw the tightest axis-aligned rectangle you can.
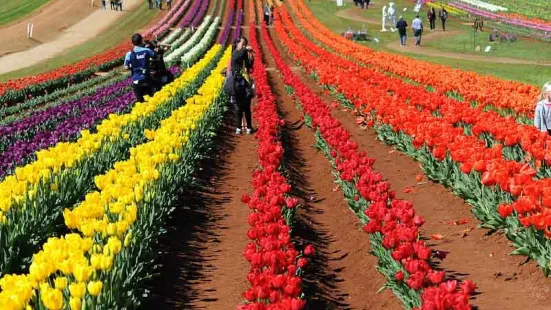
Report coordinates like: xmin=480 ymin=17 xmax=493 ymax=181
xmin=335 ymin=7 xmax=551 ymax=66
xmin=144 ymin=113 xmax=256 ymax=309
xmin=258 ymin=25 xmax=403 ymax=309
xmin=271 ymin=27 xmax=551 ymax=306
xmin=0 ymin=0 xmax=142 ymax=74
xmin=0 ymin=0 xmax=95 ymax=55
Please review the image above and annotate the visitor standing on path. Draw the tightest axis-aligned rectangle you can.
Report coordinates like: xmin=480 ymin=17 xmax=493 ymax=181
xmin=230 ymin=37 xmax=255 ymax=135
xmin=166 ymin=0 xmax=172 ymax=9
xmin=440 ymin=8 xmax=448 ymax=31
xmin=101 ymin=0 xmax=106 ymax=9
xmin=396 ymin=16 xmax=408 ymax=46
xmin=412 ymin=15 xmax=423 ymax=46
xmin=124 ymin=33 xmax=156 ymax=103
xmin=427 ymin=7 xmax=436 ymax=31
xmin=263 ymin=2 xmax=271 ymax=26
xmin=148 ymin=0 xmax=153 ymax=9
xmin=534 ymin=82 xmax=551 ymax=134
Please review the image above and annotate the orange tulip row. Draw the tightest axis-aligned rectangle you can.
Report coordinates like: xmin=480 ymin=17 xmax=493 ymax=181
xmin=289 ymin=0 xmax=540 ymax=118
xmin=273 ymin=5 xmax=551 ymax=277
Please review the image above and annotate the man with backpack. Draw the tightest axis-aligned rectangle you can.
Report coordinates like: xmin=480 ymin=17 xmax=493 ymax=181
xmin=124 ymin=33 xmax=155 ymax=103
xmin=145 ymin=40 xmax=174 ymax=92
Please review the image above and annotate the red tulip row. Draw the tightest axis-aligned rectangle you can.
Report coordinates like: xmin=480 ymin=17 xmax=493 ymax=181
xmin=276 ymin=6 xmax=542 ymax=219
xmin=274 ymin=5 xmax=551 ymax=276
xmin=277 ymin=7 xmax=551 ymax=175
xmin=290 ymin=0 xmax=539 ymax=118
xmin=265 ymin=12 xmax=476 ymax=310
xmin=0 ymin=0 xmax=191 ymax=106
xmin=238 ymin=4 xmax=309 ymax=309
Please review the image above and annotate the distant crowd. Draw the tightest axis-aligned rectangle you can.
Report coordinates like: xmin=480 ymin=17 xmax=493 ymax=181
xmin=91 ymin=0 xmax=173 ymax=10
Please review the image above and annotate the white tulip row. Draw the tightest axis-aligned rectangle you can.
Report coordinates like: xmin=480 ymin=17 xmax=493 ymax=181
xmin=162 ymin=27 xmax=184 ymax=45
xmin=457 ymin=0 xmax=508 ymax=12
xmin=165 ymin=16 xmax=216 ymax=65
xmin=180 ymin=18 xmax=220 ymax=67
xmin=167 ymin=29 xmax=192 ymax=53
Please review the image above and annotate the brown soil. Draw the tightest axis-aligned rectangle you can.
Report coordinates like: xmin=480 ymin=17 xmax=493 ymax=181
xmin=267 ymin=22 xmax=551 ymax=308
xmin=260 ymin=22 xmax=403 ymax=309
xmin=144 ymin=111 xmax=256 ymax=309
xmin=0 ymin=0 xmax=96 ymax=56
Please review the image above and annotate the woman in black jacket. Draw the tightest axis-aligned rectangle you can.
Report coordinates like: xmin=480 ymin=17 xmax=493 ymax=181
xmin=230 ymin=37 xmax=254 ymax=134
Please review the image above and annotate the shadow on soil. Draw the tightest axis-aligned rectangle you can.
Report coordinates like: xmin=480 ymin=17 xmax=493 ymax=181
xmin=142 ymin=110 xmax=236 ymax=309
xmin=274 ymin=80 xmax=353 ymax=310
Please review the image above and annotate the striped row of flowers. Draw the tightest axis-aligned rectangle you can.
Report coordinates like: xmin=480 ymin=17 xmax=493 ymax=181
xmin=0 ymin=73 xmax=122 ymax=126
xmin=275 ymin=3 xmax=551 ymax=277
xmin=0 ymin=41 xmax=222 ymax=277
xmin=290 ymin=0 xmax=540 ymax=118
xmin=0 ymin=0 xmax=194 ymax=106
xmin=0 ymin=45 xmax=231 ymax=310
xmin=165 ymin=16 xmax=219 ymax=65
xmin=267 ymin=13 xmax=476 ymax=310
xmin=0 ymin=18 xmax=213 ymax=180
xmin=239 ymin=2 xmax=308 ymax=308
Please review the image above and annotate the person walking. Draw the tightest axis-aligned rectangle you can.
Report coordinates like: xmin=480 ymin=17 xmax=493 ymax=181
xmin=427 ymin=7 xmax=436 ymax=31
xmin=412 ymin=15 xmax=423 ymax=46
xmin=118 ymin=0 xmax=123 ymax=10
xmin=534 ymin=82 xmax=551 ymax=134
xmin=263 ymin=2 xmax=271 ymax=26
xmin=230 ymin=37 xmax=255 ymax=135
xmin=101 ymin=0 xmax=107 ymax=9
xmin=124 ymin=33 xmax=156 ymax=103
xmin=440 ymin=8 xmax=448 ymax=31
xmin=396 ymin=16 xmax=408 ymax=46
xmin=148 ymin=0 xmax=153 ymax=9
xmin=166 ymin=0 xmax=172 ymax=9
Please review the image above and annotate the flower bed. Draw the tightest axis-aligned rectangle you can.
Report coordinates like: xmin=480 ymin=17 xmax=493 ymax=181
xmin=0 ymin=45 xmax=230 ymax=310
xmin=0 ymin=41 xmax=222 ymax=277
xmin=291 ymin=0 xmax=540 ymax=118
xmin=239 ymin=3 xmax=307 ymax=308
xmin=267 ymin=12 xmax=476 ymax=309
xmin=277 ymin=4 xmax=551 ymax=277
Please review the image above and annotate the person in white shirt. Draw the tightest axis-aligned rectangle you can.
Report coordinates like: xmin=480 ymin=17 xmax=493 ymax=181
xmin=534 ymin=82 xmax=551 ymax=134
xmin=412 ymin=15 xmax=423 ymax=46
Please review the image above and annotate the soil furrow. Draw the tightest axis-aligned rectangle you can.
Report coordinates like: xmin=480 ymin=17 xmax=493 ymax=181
xmin=260 ymin=27 xmax=402 ymax=309
xmin=144 ymin=112 xmax=255 ymax=309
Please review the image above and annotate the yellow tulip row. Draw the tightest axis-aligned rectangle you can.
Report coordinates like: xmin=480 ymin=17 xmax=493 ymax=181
xmin=0 ymin=45 xmax=230 ymax=310
xmin=426 ymin=1 xmax=467 ymax=15
xmin=0 ymin=43 xmax=221 ymax=219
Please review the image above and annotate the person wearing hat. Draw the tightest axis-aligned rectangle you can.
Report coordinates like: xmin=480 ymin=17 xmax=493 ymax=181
xmin=124 ymin=33 xmax=155 ymax=102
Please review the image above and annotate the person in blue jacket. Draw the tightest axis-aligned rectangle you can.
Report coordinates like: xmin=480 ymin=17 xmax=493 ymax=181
xmin=124 ymin=33 xmax=155 ymax=102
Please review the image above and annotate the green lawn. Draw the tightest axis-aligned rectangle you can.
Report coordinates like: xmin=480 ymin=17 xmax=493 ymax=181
xmin=0 ymin=3 xmax=157 ymax=81
xmin=0 ymin=0 xmax=50 ymax=26
xmin=303 ymin=0 xmax=551 ymax=86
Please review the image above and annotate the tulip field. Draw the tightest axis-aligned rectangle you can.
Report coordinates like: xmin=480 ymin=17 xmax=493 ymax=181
xmin=0 ymin=0 xmax=550 ymax=308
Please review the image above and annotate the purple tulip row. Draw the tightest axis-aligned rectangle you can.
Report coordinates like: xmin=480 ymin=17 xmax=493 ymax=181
xmin=190 ymin=0 xmax=209 ymax=28
xmin=0 ymin=85 xmax=133 ymax=180
xmin=0 ymin=67 xmax=180 ymax=180
xmin=218 ymin=6 xmax=236 ymax=44
xmin=179 ymin=0 xmax=206 ymax=28
xmin=0 ymin=79 xmax=130 ymax=154
xmin=233 ymin=8 xmax=244 ymax=42
xmin=450 ymin=1 xmax=551 ymax=32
